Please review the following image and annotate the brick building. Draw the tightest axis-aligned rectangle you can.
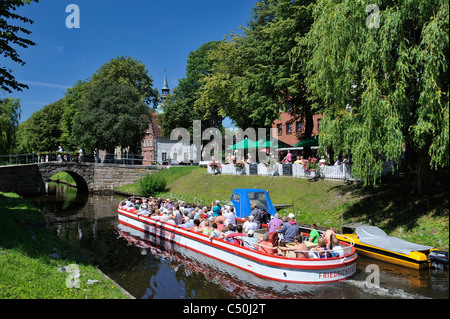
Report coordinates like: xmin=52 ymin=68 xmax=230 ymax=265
xmin=272 ymin=112 xmax=322 ymax=146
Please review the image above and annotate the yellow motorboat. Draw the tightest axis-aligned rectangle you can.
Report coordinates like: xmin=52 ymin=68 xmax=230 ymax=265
xmin=335 ymin=226 xmax=448 ymax=270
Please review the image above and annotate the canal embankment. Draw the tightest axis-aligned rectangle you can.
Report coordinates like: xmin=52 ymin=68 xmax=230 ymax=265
xmin=0 ymin=191 xmax=133 ymax=299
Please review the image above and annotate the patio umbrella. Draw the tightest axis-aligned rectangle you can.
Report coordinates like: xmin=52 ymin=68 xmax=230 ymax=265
xmin=293 ymin=135 xmax=319 ymax=147
xmin=226 ymin=139 xmax=261 ymax=150
xmin=258 ymin=139 xmax=292 ymax=149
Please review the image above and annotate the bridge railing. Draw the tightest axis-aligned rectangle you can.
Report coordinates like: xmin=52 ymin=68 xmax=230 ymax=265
xmin=0 ymin=152 xmax=144 ymax=166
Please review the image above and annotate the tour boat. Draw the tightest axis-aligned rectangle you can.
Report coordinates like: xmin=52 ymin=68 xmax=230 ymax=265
xmin=117 ymin=205 xmax=358 ymax=284
xmin=335 ymin=226 xmax=448 ymax=270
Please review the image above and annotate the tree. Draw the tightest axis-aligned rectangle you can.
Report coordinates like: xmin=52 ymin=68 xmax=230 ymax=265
xmin=0 ymin=0 xmax=38 ymax=93
xmin=72 ymin=80 xmax=150 ymax=154
xmin=90 ymin=56 xmax=160 ymax=108
xmin=59 ymin=80 xmax=89 ymax=150
xmin=15 ymin=99 xmax=64 ymax=153
xmin=195 ymin=0 xmax=315 ymax=131
xmin=0 ymin=95 xmax=20 ymax=154
xmin=300 ymin=0 xmax=449 ymax=192
xmin=161 ymin=41 xmax=222 ymax=136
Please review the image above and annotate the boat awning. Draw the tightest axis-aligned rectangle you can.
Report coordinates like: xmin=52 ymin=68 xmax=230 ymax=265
xmin=229 ymin=189 xmax=277 ymax=219
xmin=356 ymin=226 xmax=434 ymax=255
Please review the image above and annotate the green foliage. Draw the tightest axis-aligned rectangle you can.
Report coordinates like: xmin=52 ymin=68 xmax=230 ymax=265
xmin=0 ymin=0 xmax=38 ymax=93
xmin=139 ymin=173 xmax=167 ymax=197
xmin=161 ymin=41 xmax=221 ymax=135
xmin=73 ymin=79 xmax=150 ymax=153
xmin=90 ymin=56 xmax=160 ymax=108
xmin=15 ymin=100 xmax=65 ymax=153
xmin=299 ymin=0 xmax=449 ymax=186
xmin=15 ymin=56 xmax=158 ymax=153
xmin=195 ymin=0 xmax=315 ymax=129
xmin=0 ymin=96 xmax=20 ymax=154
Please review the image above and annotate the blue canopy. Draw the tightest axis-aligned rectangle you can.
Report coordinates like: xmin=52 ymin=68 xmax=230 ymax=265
xmin=229 ymin=189 xmax=277 ymax=219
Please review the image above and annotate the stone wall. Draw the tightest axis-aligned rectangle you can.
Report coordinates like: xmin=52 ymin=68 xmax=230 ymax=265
xmin=92 ymin=164 xmax=158 ymax=193
xmin=0 ymin=164 xmax=45 ymax=196
xmin=0 ymin=162 xmax=159 ymax=195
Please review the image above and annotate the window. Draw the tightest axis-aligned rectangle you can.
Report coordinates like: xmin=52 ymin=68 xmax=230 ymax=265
xmin=162 ymin=152 xmax=167 ymax=162
xmin=317 ymin=119 xmax=321 ymax=132
xmin=286 ymin=123 xmax=292 ymax=134
xmin=248 ymin=192 xmax=269 ymax=211
xmin=150 ymin=139 xmax=153 ymax=147
xmin=277 ymin=124 xmax=282 ymax=135
xmin=296 ymin=121 xmax=302 ymax=133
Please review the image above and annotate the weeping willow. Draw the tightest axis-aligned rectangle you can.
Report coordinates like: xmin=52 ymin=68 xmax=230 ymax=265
xmin=299 ymin=0 xmax=449 ymax=187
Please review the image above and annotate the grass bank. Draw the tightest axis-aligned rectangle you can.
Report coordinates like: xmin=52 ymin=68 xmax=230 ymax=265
xmin=116 ymin=167 xmax=449 ymax=251
xmin=0 ymin=192 xmax=131 ymax=299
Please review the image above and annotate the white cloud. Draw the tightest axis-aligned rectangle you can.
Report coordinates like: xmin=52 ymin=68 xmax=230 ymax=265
xmin=19 ymin=80 xmax=70 ymax=90
xmin=55 ymin=46 xmax=64 ymax=55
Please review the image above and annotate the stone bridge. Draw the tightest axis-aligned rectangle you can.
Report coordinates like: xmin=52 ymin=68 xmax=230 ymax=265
xmin=0 ymin=162 xmax=159 ymax=196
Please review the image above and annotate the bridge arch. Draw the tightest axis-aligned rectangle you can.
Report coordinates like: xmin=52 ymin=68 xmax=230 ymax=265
xmin=39 ymin=163 xmax=94 ymax=193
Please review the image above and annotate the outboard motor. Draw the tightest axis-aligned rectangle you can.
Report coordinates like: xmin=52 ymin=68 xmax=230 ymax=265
xmin=429 ymin=250 xmax=449 ymax=269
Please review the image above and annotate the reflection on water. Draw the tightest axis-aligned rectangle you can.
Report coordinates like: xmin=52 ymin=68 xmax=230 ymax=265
xmin=26 ymin=182 xmax=449 ymax=299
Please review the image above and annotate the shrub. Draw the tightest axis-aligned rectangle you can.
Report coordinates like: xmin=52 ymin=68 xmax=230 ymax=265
xmin=140 ymin=173 xmax=167 ymax=196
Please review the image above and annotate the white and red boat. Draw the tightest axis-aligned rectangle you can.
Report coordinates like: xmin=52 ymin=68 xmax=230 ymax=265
xmin=117 ymin=205 xmax=357 ymax=285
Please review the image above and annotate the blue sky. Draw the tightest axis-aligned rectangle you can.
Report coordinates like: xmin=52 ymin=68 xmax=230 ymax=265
xmin=3 ymin=0 xmax=256 ymax=123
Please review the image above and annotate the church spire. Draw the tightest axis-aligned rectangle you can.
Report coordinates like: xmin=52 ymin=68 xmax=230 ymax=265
xmin=162 ymin=69 xmax=170 ymax=97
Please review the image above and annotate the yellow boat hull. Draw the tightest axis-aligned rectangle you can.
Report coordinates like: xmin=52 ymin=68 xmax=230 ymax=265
xmin=335 ymin=233 xmax=433 ymax=270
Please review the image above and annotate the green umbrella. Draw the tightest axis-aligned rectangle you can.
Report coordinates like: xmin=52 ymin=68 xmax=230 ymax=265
xmin=226 ymin=139 xmax=262 ymax=150
xmin=258 ymin=139 xmax=292 ymax=149
xmin=293 ymin=135 xmax=319 ymax=147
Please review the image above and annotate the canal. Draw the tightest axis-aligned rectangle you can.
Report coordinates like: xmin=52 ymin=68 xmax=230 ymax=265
xmin=26 ymin=182 xmax=449 ymax=299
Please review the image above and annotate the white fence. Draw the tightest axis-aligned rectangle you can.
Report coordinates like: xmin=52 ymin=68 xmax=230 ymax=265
xmin=207 ymin=162 xmax=394 ymax=181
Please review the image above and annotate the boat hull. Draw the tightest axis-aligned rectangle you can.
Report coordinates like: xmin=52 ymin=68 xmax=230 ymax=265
xmin=118 ymin=207 xmax=357 ymax=284
xmin=335 ymin=233 xmax=432 ymax=270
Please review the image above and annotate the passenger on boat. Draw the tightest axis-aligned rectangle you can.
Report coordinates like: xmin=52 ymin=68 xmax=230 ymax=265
xmin=323 ymin=227 xmax=336 ymax=250
xmin=216 ymin=219 xmax=225 ymax=232
xmin=188 ymin=219 xmax=204 ymax=232
xmin=178 ymin=214 xmax=195 ymax=228
xmin=250 ymin=204 xmax=262 ymax=228
xmin=268 ymin=213 xmax=283 ymax=233
xmin=214 ymin=210 xmax=225 ymax=225
xmin=160 ymin=210 xmax=171 ymax=223
xmin=278 ymin=235 xmax=309 ymax=259
xmin=209 ymin=223 xmax=221 ymax=241
xmin=309 ymin=237 xmax=330 ymax=258
xmin=172 ymin=205 xmax=183 ymax=225
xmin=277 ymin=214 xmax=299 ymax=244
xmin=225 ymin=225 xmax=246 ymax=245
xmin=256 ymin=233 xmax=277 ymax=255
xmin=219 ymin=224 xmax=236 ymax=242
xmin=331 ymin=236 xmax=344 ymax=257
xmin=211 ymin=200 xmax=221 ymax=217
xmin=137 ymin=200 xmax=151 ymax=216
xmin=202 ymin=220 xmax=214 ymax=235
xmin=223 ymin=206 xmax=237 ymax=229
xmin=237 ymin=230 xmax=259 ymax=250
xmin=243 ymin=215 xmax=258 ymax=233
xmin=192 ymin=207 xmax=201 ymax=220
xmin=308 ymin=224 xmax=320 ymax=244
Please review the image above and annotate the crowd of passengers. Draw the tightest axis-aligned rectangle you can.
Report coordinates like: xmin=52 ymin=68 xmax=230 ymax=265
xmin=119 ymin=197 xmax=346 ymax=259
